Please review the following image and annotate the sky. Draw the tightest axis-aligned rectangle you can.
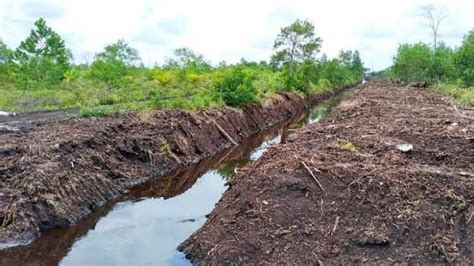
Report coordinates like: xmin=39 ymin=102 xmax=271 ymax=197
xmin=0 ymin=0 xmax=472 ymax=70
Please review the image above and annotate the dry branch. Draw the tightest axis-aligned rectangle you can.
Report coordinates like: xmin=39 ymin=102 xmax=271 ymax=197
xmin=203 ymin=112 xmax=238 ymax=146
xmin=302 ymin=161 xmax=325 ymax=192
xmin=450 ymin=101 xmax=474 ymax=121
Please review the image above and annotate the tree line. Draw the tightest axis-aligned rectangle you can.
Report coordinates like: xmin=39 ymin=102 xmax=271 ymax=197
xmin=390 ymin=31 xmax=473 ymax=87
xmin=0 ymin=18 xmax=365 ymax=113
xmin=383 ymin=5 xmax=472 ymax=88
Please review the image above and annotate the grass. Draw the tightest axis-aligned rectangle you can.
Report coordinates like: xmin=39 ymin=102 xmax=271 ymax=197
xmin=0 ymin=68 xmax=360 ymax=117
xmin=0 ymin=78 xmax=223 ymax=115
xmin=432 ymin=84 xmax=474 ymax=106
xmin=336 ymin=139 xmax=357 ymax=153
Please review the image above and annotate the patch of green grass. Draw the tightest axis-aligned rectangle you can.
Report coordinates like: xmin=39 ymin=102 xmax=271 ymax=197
xmin=336 ymin=139 xmax=357 ymax=153
xmin=0 ymin=65 xmax=358 ymax=116
xmin=433 ymin=84 xmax=474 ymax=106
xmin=79 ymin=106 xmax=120 ymax=117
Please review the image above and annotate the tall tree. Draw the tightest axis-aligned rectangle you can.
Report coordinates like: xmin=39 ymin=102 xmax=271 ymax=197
xmin=421 ymin=5 xmax=447 ymax=50
xmin=350 ymin=50 xmax=365 ymax=80
xmin=271 ymin=19 xmax=322 ymax=91
xmin=14 ymin=18 xmax=70 ymax=89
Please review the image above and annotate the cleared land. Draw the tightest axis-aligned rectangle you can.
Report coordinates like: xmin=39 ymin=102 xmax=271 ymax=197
xmin=179 ymin=79 xmax=473 ymax=264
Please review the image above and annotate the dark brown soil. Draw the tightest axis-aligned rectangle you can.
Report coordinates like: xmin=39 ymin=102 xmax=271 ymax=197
xmin=0 ymin=89 xmax=341 ymax=247
xmin=0 ymin=122 xmax=291 ymax=266
xmin=179 ymin=79 xmax=474 ymax=264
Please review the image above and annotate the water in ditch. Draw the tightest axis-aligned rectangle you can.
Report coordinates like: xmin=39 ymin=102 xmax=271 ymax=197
xmin=0 ymin=93 xmax=346 ymax=266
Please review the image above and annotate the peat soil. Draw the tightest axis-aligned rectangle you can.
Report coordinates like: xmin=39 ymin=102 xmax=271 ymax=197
xmin=0 ymin=115 xmax=297 ymax=265
xmin=179 ymin=79 xmax=474 ymax=264
xmin=0 ymin=88 xmax=343 ymax=248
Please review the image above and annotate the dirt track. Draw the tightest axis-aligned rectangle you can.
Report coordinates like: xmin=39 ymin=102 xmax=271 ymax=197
xmin=179 ymin=79 xmax=473 ymax=264
xmin=0 ymin=89 xmax=344 ymax=248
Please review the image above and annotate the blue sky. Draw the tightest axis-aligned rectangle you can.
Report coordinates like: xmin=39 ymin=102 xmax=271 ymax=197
xmin=0 ymin=0 xmax=472 ymax=70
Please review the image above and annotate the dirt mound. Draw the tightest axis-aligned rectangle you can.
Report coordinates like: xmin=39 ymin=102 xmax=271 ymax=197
xmin=179 ymin=79 xmax=473 ymax=264
xmin=0 ymin=89 xmax=342 ymax=247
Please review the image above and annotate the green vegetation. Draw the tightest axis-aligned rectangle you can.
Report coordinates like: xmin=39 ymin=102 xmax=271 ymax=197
xmin=0 ymin=18 xmax=365 ymax=115
xmin=453 ymin=30 xmax=474 ymax=87
xmin=90 ymin=39 xmax=140 ymax=87
xmin=383 ymin=29 xmax=473 ymax=105
xmin=271 ymin=19 xmax=322 ymax=92
xmin=13 ymin=18 xmax=70 ymax=90
xmin=336 ymin=139 xmax=357 ymax=153
xmin=432 ymin=84 xmax=474 ymax=105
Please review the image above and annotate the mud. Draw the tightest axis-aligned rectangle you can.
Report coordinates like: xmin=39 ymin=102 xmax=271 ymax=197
xmin=0 ymin=89 xmax=343 ymax=248
xmin=179 ymin=79 xmax=473 ymax=264
xmin=0 ymin=119 xmax=297 ymax=265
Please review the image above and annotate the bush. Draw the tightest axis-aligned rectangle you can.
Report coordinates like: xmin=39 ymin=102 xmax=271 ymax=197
xmin=90 ymin=40 xmax=140 ymax=87
xmin=392 ymin=43 xmax=432 ymax=82
xmin=215 ymin=67 xmax=258 ymax=107
xmin=453 ymin=30 xmax=474 ymax=86
xmin=433 ymin=84 xmax=474 ymax=105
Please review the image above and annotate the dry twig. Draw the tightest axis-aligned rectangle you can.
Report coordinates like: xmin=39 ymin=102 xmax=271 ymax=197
xmin=330 ymin=216 xmax=340 ymax=236
xmin=203 ymin=112 xmax=238 ymax=146
xmin=302 ymin=161 xmax=325 ymax=192
xmin=450 ymin=101 xmax=474 ymax=121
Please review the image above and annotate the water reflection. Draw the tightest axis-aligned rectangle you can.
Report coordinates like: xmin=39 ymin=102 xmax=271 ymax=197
xmin=0 ymin=94 xmax=346 ymax=266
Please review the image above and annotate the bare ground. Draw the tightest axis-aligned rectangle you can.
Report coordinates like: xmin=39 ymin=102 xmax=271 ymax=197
xmin=179 ymin=79 xmax=474 ymax=264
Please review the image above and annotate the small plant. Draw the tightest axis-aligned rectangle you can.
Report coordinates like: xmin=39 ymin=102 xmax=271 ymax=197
xmin=80 ymin=106 xmax=120 ymax=117
xmin=336 ymin=139 xmax=357 ymax=153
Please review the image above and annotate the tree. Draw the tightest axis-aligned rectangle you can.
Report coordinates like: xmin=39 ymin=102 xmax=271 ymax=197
xmin=271 ymin=19 xmax=322 ymax=91
xmin=429 ymin=42 xmax=454 ymax=84
xmin=90 ymin=39 xmax=140 ymax=86
xmin=14 ymin=18 xmax=70 ymax=89
xmin=317 ymin=59 xmax=348 ymax=86
xmin=0 ymin=39 xmax=13 ymax=83
xmin=0 ymin=39 xmax=12 ymax=65
xmin=164 ymin=48 xmax=211 ymax=73
xmin=453 ymin=30 xmax=474 ymax=86
xmin=421 ymin=5 xmax=447 ymax=50
xmin=350 ymin=50 xmax=365 ymax=81
xmin=338 ymin=50 xmax=353 ymax=68
xmin=392 ymin=43 xmax=432 ymax=82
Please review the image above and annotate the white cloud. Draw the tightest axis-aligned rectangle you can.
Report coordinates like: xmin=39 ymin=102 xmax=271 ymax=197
xmin=0 ymin=0 xmax=472 ymax=70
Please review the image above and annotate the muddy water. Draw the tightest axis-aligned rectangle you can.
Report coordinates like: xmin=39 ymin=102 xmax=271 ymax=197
xmin=0 ymin=94 xmax=346 ymax=266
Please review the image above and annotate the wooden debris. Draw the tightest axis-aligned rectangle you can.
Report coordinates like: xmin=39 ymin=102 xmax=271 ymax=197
xmin=330 ymin=216 xmax=340 ymax=236
xmin=302 ymin=161 xmax=325 ymax=192
xmin=203 ymin=112 xmax=238 ymax=146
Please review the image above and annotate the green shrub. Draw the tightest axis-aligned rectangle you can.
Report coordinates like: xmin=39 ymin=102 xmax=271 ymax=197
xmin=215 ymin=66 xmax=258 ymax=107
xmin=392 ymin=43 xmax=432 ymax=82
xmin=90 ymin=40 xmax=140 ymax=87
xmin=453 ymin=30 xmax=474 ymax=86
xmin=80 ymin=105 xmax=121 ymax=117
xmin=433 ymin=84 xmax=474 ymax=105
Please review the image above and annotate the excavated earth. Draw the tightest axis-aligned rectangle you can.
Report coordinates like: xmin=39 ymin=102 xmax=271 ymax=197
xmin=0 ymin=89 xmax=343 ymax=248
xmin=179 ymin=79 xmax=474 ymax=264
